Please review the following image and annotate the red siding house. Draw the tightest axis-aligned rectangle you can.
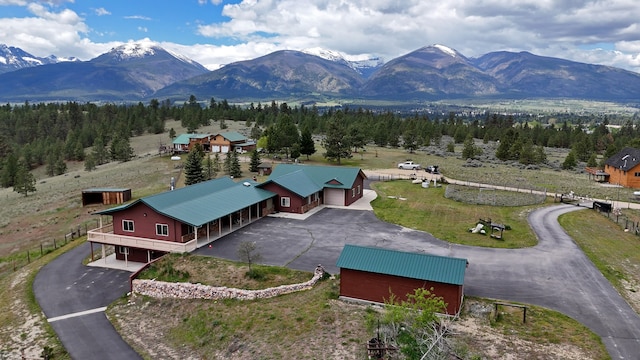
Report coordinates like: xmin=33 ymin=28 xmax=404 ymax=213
xmin=258 ymin=164 xmax=367 ymax=214
xmin=88 ymin=177 xmax=276 ymax=264
xmin=336 ymin=244 xmax=468 ymax=315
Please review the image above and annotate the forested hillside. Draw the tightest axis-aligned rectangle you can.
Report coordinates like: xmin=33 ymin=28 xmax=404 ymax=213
xmin=1 ymin=97 xmax=639 ymax=192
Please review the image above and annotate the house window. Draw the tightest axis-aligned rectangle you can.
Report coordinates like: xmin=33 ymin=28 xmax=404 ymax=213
xmin=635 ymin=172 xmax=640 ymax=177
xmin=123 ymin=220 xmax=134 ymax=232
xmin=281 ymin=197 xmax=290 ymax=207
xmin=357 ymin=185 xmax=361 ymax=195
xmin=352 ymin=188 xmax=356 ymax=197
xmin=118 ymin=246 xmax=129 ymax=255
xmin=156 ymin=224 xmax=169 ymax=236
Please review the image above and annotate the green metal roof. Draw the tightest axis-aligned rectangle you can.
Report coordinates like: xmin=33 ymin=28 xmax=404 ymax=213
xmin=336 ymin=244 xmax=467 ymax=285
xmin=219 ymin=131 xmax=247 ymax=142
xmin=172 ymin=134 xmax=192 ymax=145
xmin=261 ymin=164 xmax=366 ymax=196
xmin=95 ymin=177 xmax=276 ymax=227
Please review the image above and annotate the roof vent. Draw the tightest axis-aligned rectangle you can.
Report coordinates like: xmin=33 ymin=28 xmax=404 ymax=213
xmin=243 ymin=182 xmax=251 ymax=187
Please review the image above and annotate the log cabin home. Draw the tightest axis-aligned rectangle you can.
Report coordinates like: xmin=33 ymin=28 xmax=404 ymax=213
xmin=210 ymin=131 xmax=256 ymax=153
xmin=604 ymin=147 xmax=640 ymax=188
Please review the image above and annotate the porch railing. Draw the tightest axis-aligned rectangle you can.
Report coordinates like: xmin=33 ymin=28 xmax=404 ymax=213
xmin=87 ymin=225 xmax=197 ymax=253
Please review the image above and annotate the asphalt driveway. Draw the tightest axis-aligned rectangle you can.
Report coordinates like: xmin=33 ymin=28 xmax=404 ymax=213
xmin=33 ymin=242 xmax=141 ymax=360
xmin=195 ymin=205 xmax=640 ymax=359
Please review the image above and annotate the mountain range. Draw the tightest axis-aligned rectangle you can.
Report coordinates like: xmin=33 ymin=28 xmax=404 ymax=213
xmin=1 ymin=42 xmax=640 ymax=103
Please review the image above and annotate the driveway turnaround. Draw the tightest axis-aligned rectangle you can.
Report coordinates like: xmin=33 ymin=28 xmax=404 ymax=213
xmin=33 ymin=242 xmax=141 ymax=360
xmin=196 ymin=205 xmax=640 ymax=359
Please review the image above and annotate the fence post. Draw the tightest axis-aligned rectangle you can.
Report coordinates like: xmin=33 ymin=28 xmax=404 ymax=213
xmin=27 ymin=251 xmax=30 ymax=264
xmin=40 ymin=243 xmax=43 ymax=256
xmin=53 ymin=238 xmax=56 ymax=249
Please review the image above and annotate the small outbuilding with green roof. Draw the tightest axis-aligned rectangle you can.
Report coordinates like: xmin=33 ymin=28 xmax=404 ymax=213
xmin=336 ymin=244 xmax=468 ymax=315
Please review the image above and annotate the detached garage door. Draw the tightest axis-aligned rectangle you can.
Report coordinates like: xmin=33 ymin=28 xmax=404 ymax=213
xmin=324 ymin=188 xmax=344 ymax=206
xmin=221 ymin=146 xmax=229 ymax=153
xmin=212 ymin=145 xmax=220 ymax=152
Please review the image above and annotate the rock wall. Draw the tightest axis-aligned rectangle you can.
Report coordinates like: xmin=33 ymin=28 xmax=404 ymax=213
xmin=133 ymin=266 xmax=325 ymax=301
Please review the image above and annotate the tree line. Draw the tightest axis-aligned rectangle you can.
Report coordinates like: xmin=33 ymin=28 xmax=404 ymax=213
xmin=2 ymin=97 xmax=640 ymax=194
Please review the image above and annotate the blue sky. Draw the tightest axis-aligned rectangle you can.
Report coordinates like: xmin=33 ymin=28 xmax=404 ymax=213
xmin=1 ymin=0 xmax=640 ymax=72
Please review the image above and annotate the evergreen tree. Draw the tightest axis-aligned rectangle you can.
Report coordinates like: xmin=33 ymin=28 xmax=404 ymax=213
xmin=587 ymin=153 xmax=598 ymax=168
xmin=299 ymin=127 xmax=316 ymax=160
xmin=402 ymin=130 xmax=418 ymax=153
xmin=223 ymin=151 xmax=232 ymax=174
xmin=91 ymin=136 xmax=108 ymax=165
xmin=184 ymin=144 xmax=205 ymax=185
xmin=519 ymin=139 xmax=536 ymax=165
xmin=229 ymin=151 xmax=242 ymax=178
xmin=322 ymin=117 xmax=351 ymax=164
xmin=84 ymin=153 xmax=97 ymax=171
xmin=461 ymin=135 xmax=480 ymax=159
xmin=562 ymin=151 xmax=578 ymax=170
xmin=1 ymin=152 xmax=18 ymax=187
xmin=13 ymin=160 xmax=36 ymax=196
xmin=212 ymin=153 xmax=221 ymax=176
xmin=203 ymin=154 xmax=216 ymax=180
xmin=249 ymin=149 xmax=261 ymax=172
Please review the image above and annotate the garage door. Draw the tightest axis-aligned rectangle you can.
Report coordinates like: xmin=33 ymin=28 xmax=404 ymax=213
xmin=324 ymin=188 xmax=344 ymax=206
xmin=212 ymin=145 xmax=220 ymax=152
xmin=221 ymin=146 xmax=229 ymax=153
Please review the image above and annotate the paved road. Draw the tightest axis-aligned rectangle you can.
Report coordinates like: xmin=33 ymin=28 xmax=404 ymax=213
xmin=36 ymin=202 xmax=640 ymax=358
xmin=33 ymin=242 xmax=141 ymax=360
xmin=196 ymin=205 xmax=640 ymax=359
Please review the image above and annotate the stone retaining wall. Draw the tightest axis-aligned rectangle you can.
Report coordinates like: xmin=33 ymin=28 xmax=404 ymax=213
xmin=132 ymin=266 xmax=325 ymax=301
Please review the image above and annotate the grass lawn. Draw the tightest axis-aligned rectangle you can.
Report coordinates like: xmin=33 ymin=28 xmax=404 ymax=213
xmin=371 ymin=180 xmax=544 ymax=248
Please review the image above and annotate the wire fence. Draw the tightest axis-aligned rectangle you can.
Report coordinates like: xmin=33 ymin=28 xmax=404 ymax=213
xmin=0 ymin=219 xmax=100 ymax=278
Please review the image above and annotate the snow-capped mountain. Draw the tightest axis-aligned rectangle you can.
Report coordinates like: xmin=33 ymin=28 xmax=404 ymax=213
xmin=92 ymin=39 xmax=207 ymax=69
xmin=0 ymin=44 xmax=77 ymax=74
xmin=302 ymin=47 xmax=383 ymax=78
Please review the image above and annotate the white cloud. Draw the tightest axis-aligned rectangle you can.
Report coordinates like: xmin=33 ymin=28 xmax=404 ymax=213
xmin=124 ymin=15 xmax=152 ymax=21
xmin=95 ymin=7 xmax=110 ymax=16
xmin=192 ymin=0 xmax=640 ymax=73
xmin=138 ymin=26 xmax=148 ymax=33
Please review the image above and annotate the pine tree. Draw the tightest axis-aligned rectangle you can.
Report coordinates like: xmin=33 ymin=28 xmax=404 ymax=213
xmin=322 ymin=117 xmax=351 ymax=164
xmin=249 ymin=149 xmax=261 ymax=172
xmin=203 ymin=155 xmax=216 ymax=180
xmin=223 ymin=151 xmax=232 ymax=174
xmin=230 ymin=151 xmax=242 ymax=178
xmin=184 ymin=144 xmax=205 ymax=185
xmin=299 ymin=128 xmax=316 ymax=160
xmin=84 ymin=154 xmax=97 ymax=171
xmin=562 ymin=151 xmax=577 ymax=170
xmin=13 ymin=160 xmax=36 ymax=196
xmin=212 ymin=153 xmax=221 ymax=175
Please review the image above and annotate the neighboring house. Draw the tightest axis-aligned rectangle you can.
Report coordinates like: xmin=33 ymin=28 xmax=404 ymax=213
xmin=604 ymin=147 xmax=640 ymax=188
xmin=258 ymin=164 xmax=367 ymax=214
xmin=88 ymin=177 xmax=276 ymax=263
xmin=82 ymin=188 xmax=131 ymax=206
xmin=188 ymin=133 xmax=213 ymax=152
xmin=210 ymin=131 xmax=256 ymax=153
xmin=336 ymin=244 xmax=468 ymax=315
xmin=171 ymin=133 xmax=192 ymax=153
xmin=257 ymin=162 xmax=273 ymax=176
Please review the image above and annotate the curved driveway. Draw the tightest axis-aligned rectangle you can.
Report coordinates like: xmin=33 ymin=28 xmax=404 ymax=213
xmin=197 ymin=204 xmax=640 ymax=359
xmin=33 ymin=242 xmax=141 ymax=360
xmin=35 ymin=204 xmax=640 ymax=358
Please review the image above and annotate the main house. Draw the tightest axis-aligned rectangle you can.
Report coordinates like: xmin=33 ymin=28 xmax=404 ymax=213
xmin=88 ymin=164 xmax=367 ymax=264
xmin=172 ymin=131 xmax=256 ymax=154
xmin=603 ymin=147 xmax=640 ymax=188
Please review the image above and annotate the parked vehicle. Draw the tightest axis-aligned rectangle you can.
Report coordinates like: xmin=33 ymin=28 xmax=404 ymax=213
xmin=397 ymin=161 xmax=421 ymax=170
xmin=425 ymin=165 xmax=440 ymax=174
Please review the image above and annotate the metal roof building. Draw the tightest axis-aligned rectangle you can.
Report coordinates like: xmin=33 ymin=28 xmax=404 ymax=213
xmin=336 ymin=244 xmax=468 ymax=315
